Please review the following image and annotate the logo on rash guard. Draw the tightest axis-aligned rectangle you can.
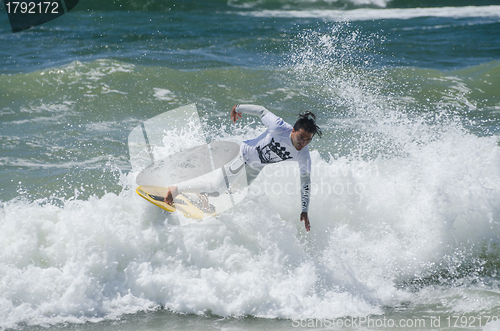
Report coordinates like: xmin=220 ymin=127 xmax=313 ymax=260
xmin=256 ymin=138 xmax=292 ymax=164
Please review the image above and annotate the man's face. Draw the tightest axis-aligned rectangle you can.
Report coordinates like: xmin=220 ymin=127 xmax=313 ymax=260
xmin=291 ymin=128 xmax=314 ymax=151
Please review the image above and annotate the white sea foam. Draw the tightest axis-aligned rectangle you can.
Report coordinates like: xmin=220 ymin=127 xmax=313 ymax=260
xmin=235 ymin=5 xmax=500 ymax=21
xmin=2 ymin=124 xmax=500 ymax=328
xmin=228 ymin=0 xmax=392 ymax=9
xmin=152 ymin=88 xmax=177 ymax=102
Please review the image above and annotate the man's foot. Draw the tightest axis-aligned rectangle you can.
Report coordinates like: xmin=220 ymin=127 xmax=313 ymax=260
xmin=196 ymin=193 xmax=216 ymax=214
xmin=197 ymin=193 xmax=210 ymax=211
xmin=164 ymin=186 xmax=179 ymax=205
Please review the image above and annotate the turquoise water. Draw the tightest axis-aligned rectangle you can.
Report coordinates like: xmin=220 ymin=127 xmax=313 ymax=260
xmin=2 ymin=1 xmax=500 ymax=330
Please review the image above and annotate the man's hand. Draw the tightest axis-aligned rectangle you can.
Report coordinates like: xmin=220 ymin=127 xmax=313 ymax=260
xmin=231 ymin=105 xmax=242 ymax=123
xmin=300 ymin=212 xmax=310 ymax=232
xmin=164 ymin=186 xmax=178 ymax=206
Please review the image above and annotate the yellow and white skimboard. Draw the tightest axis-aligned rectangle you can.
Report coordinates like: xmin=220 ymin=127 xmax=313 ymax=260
xmin=136 ymin=185 xmax=216 ymax=219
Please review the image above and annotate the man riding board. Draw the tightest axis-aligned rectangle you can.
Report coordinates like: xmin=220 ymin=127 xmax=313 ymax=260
xmin=165 ymin=104 xmax=321 ymax=231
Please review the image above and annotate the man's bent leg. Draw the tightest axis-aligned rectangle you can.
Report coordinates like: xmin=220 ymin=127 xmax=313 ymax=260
xmin=165 ymin=168 xmax=226 ymax=203
xmin=245 ymin=163 xmax=262 ymax=185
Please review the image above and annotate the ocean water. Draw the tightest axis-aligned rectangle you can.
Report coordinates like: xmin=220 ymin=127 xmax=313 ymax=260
xmin=2 ymin=0 xmax=500 ymax=330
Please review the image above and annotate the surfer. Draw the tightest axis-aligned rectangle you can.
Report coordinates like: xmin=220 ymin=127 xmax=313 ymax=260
xmin=165 ymin=105 xmax=321 ymax=231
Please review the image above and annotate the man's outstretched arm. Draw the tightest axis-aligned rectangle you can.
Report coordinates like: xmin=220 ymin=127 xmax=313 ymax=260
xmin=231 ymin=104 xmax=269 ymax=122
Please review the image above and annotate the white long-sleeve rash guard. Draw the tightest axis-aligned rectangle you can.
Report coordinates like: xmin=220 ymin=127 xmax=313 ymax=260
xmin=236 ymin=104 xmax=312 ymax=213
